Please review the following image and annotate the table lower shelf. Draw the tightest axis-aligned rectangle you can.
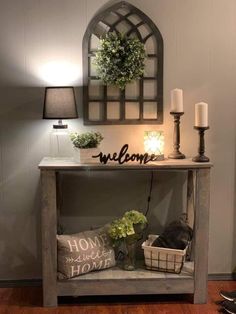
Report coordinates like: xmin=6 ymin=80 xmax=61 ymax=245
xmin=57 ymin=262 xmax=194 ymax=297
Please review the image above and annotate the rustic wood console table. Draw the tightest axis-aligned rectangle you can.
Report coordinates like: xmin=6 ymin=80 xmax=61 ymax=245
xmin=39 ymin=157 xmax=212 ymax=307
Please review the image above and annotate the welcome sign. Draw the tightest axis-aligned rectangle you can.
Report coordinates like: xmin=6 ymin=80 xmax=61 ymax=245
xmin=92 ymin=144 xmax=164 ymax=165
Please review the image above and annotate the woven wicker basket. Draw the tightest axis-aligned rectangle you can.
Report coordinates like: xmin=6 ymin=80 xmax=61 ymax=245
xmin=142 ymin=234 xmax=188 ymax=274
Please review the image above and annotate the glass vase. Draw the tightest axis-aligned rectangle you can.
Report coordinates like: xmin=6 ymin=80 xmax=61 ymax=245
xmin=123 ymin=240 xmax=136 ymax=271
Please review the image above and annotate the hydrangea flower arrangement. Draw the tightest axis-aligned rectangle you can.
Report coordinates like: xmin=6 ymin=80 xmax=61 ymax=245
xmin=108 ymin=210 xmax=147 ymax=245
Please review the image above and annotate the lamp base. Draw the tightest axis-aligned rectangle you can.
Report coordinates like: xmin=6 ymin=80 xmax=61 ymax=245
xmin=53 ymin=119 xmax=68 ymax=129
xmin=168 ymin=152 xmax=185 ymax=159
xmin=53 ymin=124 xmax=68 ymax=129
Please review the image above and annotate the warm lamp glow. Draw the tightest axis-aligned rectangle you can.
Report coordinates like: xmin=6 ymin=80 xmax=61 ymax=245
xmin=144 ymin=131 xmax=164 ymax=155
xmin=39 ymin=61 xmax=80 ymax=85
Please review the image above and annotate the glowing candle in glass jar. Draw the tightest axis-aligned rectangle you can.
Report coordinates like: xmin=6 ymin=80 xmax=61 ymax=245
xmin=144 ymin=131 xmax=164 ymax=156
xmin=195 ymin=102 xmax=208 ymax=127
xmin=170 ymin=88 xmax=183 ymax=112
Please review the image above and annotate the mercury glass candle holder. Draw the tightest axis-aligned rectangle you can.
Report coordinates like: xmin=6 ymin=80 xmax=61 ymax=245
xmin=144 ymin=131 xmax=164 ymax=160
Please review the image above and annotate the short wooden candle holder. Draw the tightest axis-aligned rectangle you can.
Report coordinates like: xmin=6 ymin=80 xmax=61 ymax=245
xmin=168 ymin=112 xmax=185 ymax=159
xmin=192 ymin=126 xmax=210 ymax=162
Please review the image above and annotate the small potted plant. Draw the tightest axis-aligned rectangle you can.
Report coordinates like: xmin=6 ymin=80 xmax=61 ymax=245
xmin=108 ymin=210 xmax=147 ymax=271
xmin=70 ymin=132 xmax=103 ymax=163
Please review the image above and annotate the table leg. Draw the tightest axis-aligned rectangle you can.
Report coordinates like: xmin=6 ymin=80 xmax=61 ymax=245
xmin=186 ymin=170 xmax=194 ymax=262
xmin=193 ymin=168 xmax=210 ymax=304
xmin=41 ymin=170 xmax=58 ymax=307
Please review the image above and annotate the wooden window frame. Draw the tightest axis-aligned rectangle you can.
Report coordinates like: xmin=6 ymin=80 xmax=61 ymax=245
xmin=82 ymin=1 xmax=164 ymax=125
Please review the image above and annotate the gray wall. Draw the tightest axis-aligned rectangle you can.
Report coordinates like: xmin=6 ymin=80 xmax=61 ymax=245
xmin=0 ymin=0 xmax=235 ymax=280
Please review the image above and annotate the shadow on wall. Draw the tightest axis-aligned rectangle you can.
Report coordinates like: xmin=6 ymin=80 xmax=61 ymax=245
xmin=0 ymin=179 xmax=42 ymax=280
xmin=59 ymin=170 xmax=187 ymax=235
xmin=0 ymin=86 xmax=83 ymax=120
xmin=0 ymin=86 xmax=85 ymax=280
xmin=0 ymin=87 xmax=49 ymax=279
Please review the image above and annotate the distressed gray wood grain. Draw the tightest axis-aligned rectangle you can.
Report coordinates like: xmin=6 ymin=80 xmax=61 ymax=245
xmin=41 ymin=170 xmax=58 ymax=307
xmin=61 ymin=262 xmax=193 ymax=281
xmin=186 ymin=170 xmax=195 ymax=262
xmin=39 ymin=157 xmax=213 ymax=170
xmin=193 ymin=168 xmax=210 ymax=304
xmin=57 ymin=278 xmax=194 ymax=296
xmin=186 ymin=170 xmax=195 ymax=229
xmin=40 ymin=159 xmax=211 ymax=306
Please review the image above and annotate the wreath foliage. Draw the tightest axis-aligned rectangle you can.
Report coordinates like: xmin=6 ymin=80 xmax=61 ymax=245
xmin=94 ymin=32 xmax=146 ymax=90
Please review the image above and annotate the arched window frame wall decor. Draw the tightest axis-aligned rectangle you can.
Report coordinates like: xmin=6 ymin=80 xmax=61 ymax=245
xmin=82 ymin=1 xmax=164 ymax=125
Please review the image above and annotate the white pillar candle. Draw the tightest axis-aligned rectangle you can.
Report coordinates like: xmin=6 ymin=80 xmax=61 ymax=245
xmin=170 ymin=88 xmax=183 ymax=112
xmin=195 ymin=102 xmax=208 ymax=127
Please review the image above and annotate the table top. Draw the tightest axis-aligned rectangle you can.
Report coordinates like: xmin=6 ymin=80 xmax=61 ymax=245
xmin=38 ymin=157 xmax=213 ymax=170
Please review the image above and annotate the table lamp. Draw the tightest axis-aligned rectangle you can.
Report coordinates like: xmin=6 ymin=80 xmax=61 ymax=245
xmin=43 ymin=86 xmax=78 ymax=129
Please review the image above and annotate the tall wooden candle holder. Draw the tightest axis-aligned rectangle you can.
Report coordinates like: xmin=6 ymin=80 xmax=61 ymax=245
xmin=168 ymin=112 xmax=185 ymax=159
xmin=192 ymin=126 xmax=210 ymax=162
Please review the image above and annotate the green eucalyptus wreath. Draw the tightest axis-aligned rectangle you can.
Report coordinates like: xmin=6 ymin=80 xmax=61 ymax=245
xmin=94 ymin=32 xmax=146 ymax=90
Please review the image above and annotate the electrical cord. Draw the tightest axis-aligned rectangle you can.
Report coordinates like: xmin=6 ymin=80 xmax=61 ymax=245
xmin=145 ymin=171 xmax=154 ymax=217
xmin=117 ymin=171 xmax=154 ymax=261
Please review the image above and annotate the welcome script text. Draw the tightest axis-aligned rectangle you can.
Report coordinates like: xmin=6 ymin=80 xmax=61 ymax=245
xmin=92 ymin=144 xmax=162 ymax=165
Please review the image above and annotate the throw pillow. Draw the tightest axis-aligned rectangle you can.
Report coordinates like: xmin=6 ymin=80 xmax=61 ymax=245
xmin=57 ymin=226 xmax=116 ymax=279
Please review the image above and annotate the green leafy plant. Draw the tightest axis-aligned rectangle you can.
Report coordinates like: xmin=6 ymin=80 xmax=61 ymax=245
xmin=108 ymin=210 xmax=147 ymax=245
xmin=70 ymin=132 xmax=103 ymax=149
xmin=94 ymin=32 xmax=146 ymax=90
